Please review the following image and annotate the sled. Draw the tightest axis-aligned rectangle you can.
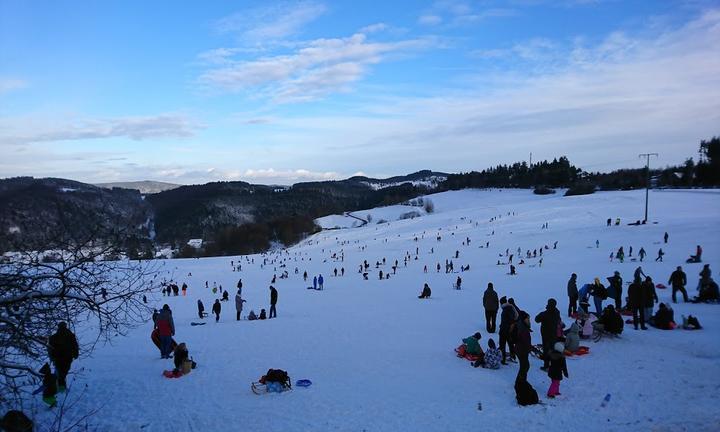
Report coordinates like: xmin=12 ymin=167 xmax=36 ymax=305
xmin=529 ymin=344 xmax=545 ymax=359
xmin=190 ymin=322 xmax=206 ymax=326
xmin=251 ymin=382 xmax=292 ymax=395
xmin=655 ymin=283 xmax=667 ymax=289
xmin=295 ymin=379 xmax=312 ymax=388
xmin=564 ymin=346 xmax=590 ymax=357
xmin=455 ymin=346 xmax=481 ymax=362
xmin=162 ymin=370 xmax=183 ymax=379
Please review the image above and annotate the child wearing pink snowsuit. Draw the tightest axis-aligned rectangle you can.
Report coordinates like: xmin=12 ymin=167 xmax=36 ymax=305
xmin=547 ymin=342 xmax=569 ymax=398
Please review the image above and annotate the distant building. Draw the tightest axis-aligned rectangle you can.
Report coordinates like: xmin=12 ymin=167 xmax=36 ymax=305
xmin=187 ymin=239 xmax=203 ymax=249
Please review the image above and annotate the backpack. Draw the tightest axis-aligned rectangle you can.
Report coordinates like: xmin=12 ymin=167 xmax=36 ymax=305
xmin=515 ymin=379 xmax=539 ymax=406
xmin=261 ymin=369 xmax=291 ymax=389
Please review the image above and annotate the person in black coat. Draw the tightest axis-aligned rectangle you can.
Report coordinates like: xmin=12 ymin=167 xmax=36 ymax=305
xmin=483 ymin=282 xmax=499 ymax=333
xmin=628 ymin=280 xmax=647 ymax=330
xmin=212 ymin=299 xmax=221 ymax=322
xmin=48 ymin=322 xmax=79 ymax=391
xmin=197 ymin=300 xmax=205 ymax=319
xmin=668 ymin=266 xmax=688 ymax=303
xmin=607 ymin=271 xmax=623 ymax=310
xmin=514 ymin=311 xmax=533 ymax=383
xmin=642 ymin=276 xmax=658 ymax=322
xmin=269 ymin=286 xmax=278 ymax=318
xmin=567 ymin=273 xmax=578 ymax=317
xmin=418 ymin=283 xmax=432 ymax=299
xmin=534 ymin=299 xmax=561 ymax=370
xmin=498 ymin=297 xmax=518 ymax=364
xmin=546 ymin=342 xmax=568 ymax=398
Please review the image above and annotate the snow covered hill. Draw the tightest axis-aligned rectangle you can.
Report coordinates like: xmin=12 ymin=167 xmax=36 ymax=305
xmin=32 ymin=189 xmax=720 ymax=431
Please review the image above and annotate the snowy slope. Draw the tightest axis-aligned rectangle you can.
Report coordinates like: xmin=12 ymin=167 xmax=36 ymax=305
xmin=31 ymin=189 xmax=720 ymax=431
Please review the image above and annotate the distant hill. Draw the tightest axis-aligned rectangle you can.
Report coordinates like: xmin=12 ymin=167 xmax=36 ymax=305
xmin=0 ymin=171 xmax=442 ymax=255
xmin=95 ymin=180 xmax=182 ymax=194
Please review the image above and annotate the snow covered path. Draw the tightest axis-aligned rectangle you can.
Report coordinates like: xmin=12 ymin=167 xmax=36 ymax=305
xmin=33 ymin=189 xmax=720 ymax=431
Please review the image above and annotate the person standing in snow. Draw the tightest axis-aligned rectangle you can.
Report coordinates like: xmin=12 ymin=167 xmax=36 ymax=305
xmin=628 ymin=279 xmax=647 ymax=330
xmin=664 ymin=232 xmax=669 ymax=243
xmin=567 ymin=273 xmax=578 ymax=317
xmin=48 ymin=322 xmax=79 ymax=392
xmin=546 ymin=342 xmax=568 ymax=398
xmin=499 ymin=297 xmax=517 ymax=365
xmin=534 ymin=299 xmax=561 ymax=371
xmin=483 ymin=282 xmax=499 ymax=333
xmin=155 ymin=305 xmax=175 ymax=358
xmin=197 ymin=300 xmax=205 ymax=319
xmin=235 ymin=290 xmax=246 ymax=321
xmin=318 ymin=274 xmax=324 ymax=290
xmin=514 ymin=311 xmax=533 ymax=383
xmin=634 ymin=266 xmax=646 ymax=283
xmin=236 ymin=279 xmax=243 ymax=295
xmin=668 ymin=266 xmax=688 ymax=303
xmin=642 ymin=276 xmax=658 ymax=321
xmin=212 ymin=299 xmax=222 ymax=323
xmin=607 ymin=271 xmax=623 ymax=310
xmin=655 ymin=249 xmax=664 ymax=262
xmin=313 ymin=276 xmax=317 ymax=290
xmin=589 ymin=277 xmax=607 ymax=315
xmin=269 ymin=286 xmax=278 ymax=318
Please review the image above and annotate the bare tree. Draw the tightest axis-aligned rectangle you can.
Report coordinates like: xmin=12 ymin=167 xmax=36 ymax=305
xmin=0 ymin=224 xmax=163 ymax=409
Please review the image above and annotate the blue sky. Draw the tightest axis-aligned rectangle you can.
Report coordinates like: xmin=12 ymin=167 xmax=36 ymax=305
xmin=1 ymin=0 xmax=719 ymax=185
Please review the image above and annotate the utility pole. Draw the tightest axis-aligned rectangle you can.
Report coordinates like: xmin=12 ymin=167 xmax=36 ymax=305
xmin=529 ymin=152 xmax=532 ymax=166
xmin=639 ymin=153 xmax=658 ymax=223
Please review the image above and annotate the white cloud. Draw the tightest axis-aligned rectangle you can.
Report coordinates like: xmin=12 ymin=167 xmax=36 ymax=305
xmin=262 ymin=10 xmax=720 ymax=172
xmin=0 ymin=114 xmax=200 ymax=146
xmin=215 ymin=1 xmax=326 ymax=43
xmin=359 ymin=23 xmax=388 ymax=34
xmin=199 ymin=32 xmax=436 ymax=103
xmin=418 ymin=15 xmax=442 ymax=25
xmin=0 ymin=78 xmax=28 ymax=94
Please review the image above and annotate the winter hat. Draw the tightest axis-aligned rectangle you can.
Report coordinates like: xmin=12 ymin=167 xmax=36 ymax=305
xmin=473 ymin=332 xmax=482 ymax=339
xmin=500 ymin=296 xmax=507 ymax=304
xmin=547 ymin=298 xmax=557 ymax=308
xmin=554 ymin=342 xmax=565 ymax=352
xmin=488 ymin=339 xmax=496 ymax=349
xmin=614 ymin=271 xmax=620 ymax=276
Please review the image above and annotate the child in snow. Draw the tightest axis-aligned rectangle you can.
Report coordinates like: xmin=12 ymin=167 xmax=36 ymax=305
xmin=547 ymin=342 xmax=568 ymax=398
xmin=39 ymin=363 xmax=57 ymax=407
xmin=479 ymin=339 xmax=501 ymax=369
xmin=418 ymin=283 xmax=432 ymax=299
xmin=248 ymin=310 xmax=257 ymax=320
xmin=173 ymin=343 xmax=189 ymax=373
xmin=259 ymin=309 xmax=267 ymax=320
xmin=461 ymin=332 xmax=484 ymax=359
xmin=564 ymin=322 xmax=581 ymax=352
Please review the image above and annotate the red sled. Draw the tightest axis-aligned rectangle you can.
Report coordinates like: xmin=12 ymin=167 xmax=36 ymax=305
xmin=163 ymin=370 xmax=183 ymax=379
xmin=655 ymin=283 xmax=667 ymax=289
xmin=564 ymin=346 xmax=590 ymax=357
xmin=151 ymin=329 xmax=178 ymax=354
xmin=455 ymin=345 xmax=481 ymax=362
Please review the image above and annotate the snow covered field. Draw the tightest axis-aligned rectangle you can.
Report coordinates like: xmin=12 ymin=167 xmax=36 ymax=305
xmin=33 ymin=189 xmax=720 ymax=431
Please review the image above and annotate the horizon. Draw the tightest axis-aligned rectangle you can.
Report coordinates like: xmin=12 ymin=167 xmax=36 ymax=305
xmin=1 ymin=0 xmax=719 ymax=185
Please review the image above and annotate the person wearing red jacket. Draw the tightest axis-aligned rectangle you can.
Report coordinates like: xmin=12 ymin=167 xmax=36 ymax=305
xmin=155 ymin=304 xmax=175 ymax=359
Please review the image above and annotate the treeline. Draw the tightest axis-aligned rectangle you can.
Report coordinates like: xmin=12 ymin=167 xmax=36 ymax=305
xmin=165 ymin=182 xmax=428 ymax=257
xmin=440 ymin=136 xmax=720 ymax=193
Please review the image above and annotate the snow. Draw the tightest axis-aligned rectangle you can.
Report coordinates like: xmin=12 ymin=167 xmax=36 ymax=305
xmin=30 ymin=188 xmax=720 ymax=431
